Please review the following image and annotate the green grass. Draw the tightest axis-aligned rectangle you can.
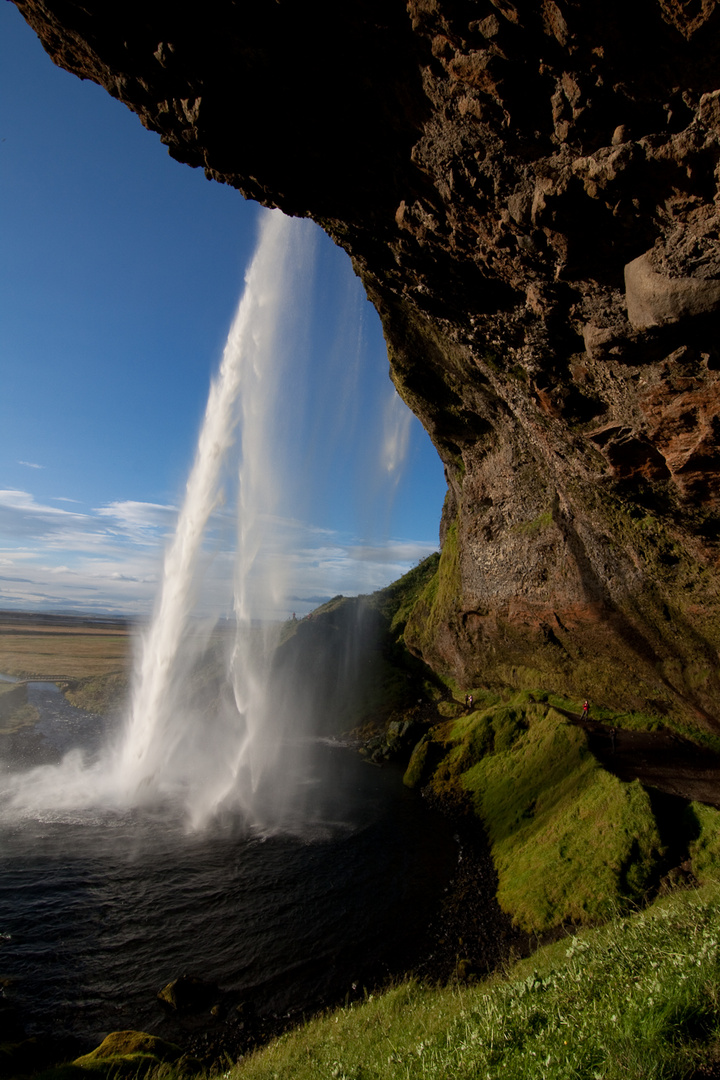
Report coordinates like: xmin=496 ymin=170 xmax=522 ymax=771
xmin=216 ymin=882 xmax=720 ymax=1080
xmin=689 ymin=803 xmax=720 ymax=884
xmin=404 ymin=523 xmax=460 ymax=670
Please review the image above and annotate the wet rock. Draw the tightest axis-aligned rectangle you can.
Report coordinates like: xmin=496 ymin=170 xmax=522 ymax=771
xmin=157 ymin=975 xmax=218 ymax=1013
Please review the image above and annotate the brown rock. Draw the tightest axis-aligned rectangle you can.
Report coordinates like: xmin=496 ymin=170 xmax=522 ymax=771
xmin=11 ymin=0 xmax=720 ymax=728
xmin=625 ymin=251 xmax=720 ymax=330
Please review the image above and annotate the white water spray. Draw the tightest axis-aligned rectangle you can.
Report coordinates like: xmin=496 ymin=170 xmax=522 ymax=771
xmin=0 ymin=210 xmax=316 ymax=826
xmin=116 ymin=209 xmax=309 ymax=825
xmin=0 ymin=207 xmax=418 ymax=830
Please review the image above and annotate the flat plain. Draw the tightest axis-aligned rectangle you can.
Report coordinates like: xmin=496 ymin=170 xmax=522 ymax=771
xmin=0 ymin=611 xmax=132 ymax=680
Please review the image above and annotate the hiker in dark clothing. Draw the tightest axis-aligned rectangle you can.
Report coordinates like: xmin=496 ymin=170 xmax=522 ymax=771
xmin=609 ymin=726 xmax=617 ymax=753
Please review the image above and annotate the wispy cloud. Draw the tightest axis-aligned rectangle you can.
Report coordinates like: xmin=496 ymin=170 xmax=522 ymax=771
xmin=94 ymin=500 xmax=178 ymax=544
xmin=17 ymin=460 xmax=44 ymax=469
xmin=0 ymin=486 xmax=437 ymax=618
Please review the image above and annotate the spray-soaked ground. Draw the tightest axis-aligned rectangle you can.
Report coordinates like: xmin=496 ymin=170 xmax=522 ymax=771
xmin=0 ymin=685 xmax=456 ymax=1052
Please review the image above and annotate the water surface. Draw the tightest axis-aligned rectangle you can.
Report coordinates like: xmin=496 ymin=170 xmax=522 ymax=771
xmin=0 ymin=686 xmax=454 ymax=1050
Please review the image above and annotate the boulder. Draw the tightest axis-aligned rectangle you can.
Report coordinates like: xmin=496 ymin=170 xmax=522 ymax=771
xmin=625 ymin=251 xmax=720 ymax=330
xmin=72 ymin=1030 xmax=199 ymax=1077
xmin=157 ymin=974 xmax=217 ymax=1013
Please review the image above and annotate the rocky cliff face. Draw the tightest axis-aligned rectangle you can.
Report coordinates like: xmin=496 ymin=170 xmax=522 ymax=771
xmin=15 ymin=0 xmax=720 ymax=729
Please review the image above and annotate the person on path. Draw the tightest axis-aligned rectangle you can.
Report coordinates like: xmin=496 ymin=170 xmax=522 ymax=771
xmin=581 ymin=699 xmax=589 ymax=719
xmin=609 ymin=726 xmax=617 ymax=753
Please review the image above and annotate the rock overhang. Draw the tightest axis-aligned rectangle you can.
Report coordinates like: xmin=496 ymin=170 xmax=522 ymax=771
xmin=13 ymin=0 xmax=720 ymax=725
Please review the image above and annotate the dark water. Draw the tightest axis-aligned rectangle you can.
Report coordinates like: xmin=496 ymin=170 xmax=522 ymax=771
xmin=0 ymin=684 xmax=455 ymax=1051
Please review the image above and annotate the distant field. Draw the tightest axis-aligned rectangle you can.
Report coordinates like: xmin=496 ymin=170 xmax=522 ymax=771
xmin=0 ymin=614 xmax=133 ymax=680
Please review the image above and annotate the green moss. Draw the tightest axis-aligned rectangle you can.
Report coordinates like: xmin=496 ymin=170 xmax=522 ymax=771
xmin=403 ymin=734 xmax=431 ymax=788
xmin=512 ymin=509 xmax=553 ymax=536
xmin=424 ymin=701 xmax=665 ymax=931
xmin=436 ymin=700 xmax=462 ymax=718
xmin=32 ymin=1030 xmax=200 ymax=1079
xmin=381 ymin=555 xmax=440 ymax=636
xmin=688 ymin=803 xmax=720 ymax=882
xmin=404 ymin=523 xmax=460 ymax=667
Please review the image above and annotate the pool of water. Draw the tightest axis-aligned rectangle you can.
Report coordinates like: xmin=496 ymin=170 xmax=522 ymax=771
xmin=0 ymin=684 xmax=455 ymax=1051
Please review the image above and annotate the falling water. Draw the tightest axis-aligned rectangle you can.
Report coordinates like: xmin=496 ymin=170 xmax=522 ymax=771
xmin=114 ymin=208 xmax=319 ymax=828
xmin=0 ymin=209 xmax=455 ymax=1056
xmin=0 ymin=207 xmax=418 ymax=830
xmin=0 ymin=210 xmax=314 ymax=825
xmin=115 ymin=210 xmax=302 ymax=824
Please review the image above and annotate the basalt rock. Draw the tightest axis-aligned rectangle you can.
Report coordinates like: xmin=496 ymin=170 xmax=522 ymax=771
xmin=13 ymin=0 xmax=720 ymax=728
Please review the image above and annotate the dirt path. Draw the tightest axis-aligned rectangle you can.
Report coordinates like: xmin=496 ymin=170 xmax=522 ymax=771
xmin=566 ymin=712 xmax=720 ymax=809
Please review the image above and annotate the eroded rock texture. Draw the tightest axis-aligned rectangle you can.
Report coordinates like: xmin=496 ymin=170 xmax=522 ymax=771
xmin=14 ymin=0 xmax=720 ymax=726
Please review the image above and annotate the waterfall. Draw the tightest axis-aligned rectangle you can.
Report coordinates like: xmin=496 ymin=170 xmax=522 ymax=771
xmin=114 ymin=209 xmax=311 ymax=827
xmin=0 ymin=207 xmax=417 ymax=832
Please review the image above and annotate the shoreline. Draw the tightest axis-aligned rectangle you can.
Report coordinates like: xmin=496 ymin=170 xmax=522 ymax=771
xmin=2 ymin=808 xmax=531 ymax=1076
xmin=162 ymin=813 xmax=543 ymax=1070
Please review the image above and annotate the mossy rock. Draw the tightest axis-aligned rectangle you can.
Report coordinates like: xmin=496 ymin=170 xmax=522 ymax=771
xmin=403 ymin=734 xmax=431 ymax=788
xmin=65 ymin=1030 xmax=197 ymax=1078
xmin=689 ymin=803 xmax=720 ymax=882
xmin=461 ymin=708 xmax=663 ymax=930
xmin=415 ymin=695 xmax=669 ymax=931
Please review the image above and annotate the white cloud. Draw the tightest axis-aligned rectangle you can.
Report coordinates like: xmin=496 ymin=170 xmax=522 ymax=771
xmin=0 ymin=484 xmax=438 ymax=619
xmin=95 ymin=500 xmax=177 ymax=528
xmin=17 ymin=460 xmax=44 ymax=469
xmin=0 ymin=489 xmax=79 ymax=514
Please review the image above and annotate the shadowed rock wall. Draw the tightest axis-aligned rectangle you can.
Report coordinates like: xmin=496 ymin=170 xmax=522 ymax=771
xmin=14 ymin=0 xmax=720 ymax=727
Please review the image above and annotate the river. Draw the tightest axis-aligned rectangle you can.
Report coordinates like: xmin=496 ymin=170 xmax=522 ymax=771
xmin=0 ymin=682 xmax=456 ymax=1056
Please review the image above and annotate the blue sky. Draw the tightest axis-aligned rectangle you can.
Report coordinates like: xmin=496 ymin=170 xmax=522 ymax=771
xmin=0 ymin=3 xmax=446 ymax=618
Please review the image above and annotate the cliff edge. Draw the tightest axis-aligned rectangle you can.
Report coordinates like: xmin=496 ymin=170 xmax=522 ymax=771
xmin=14 ymin=0 xmax=720 ymax=729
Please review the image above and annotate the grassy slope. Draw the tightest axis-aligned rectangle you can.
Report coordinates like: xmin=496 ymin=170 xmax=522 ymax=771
xmin=152 ymin=561 xmax=716 ymax=940
xmin=269 ymin=556 xmax=443 ymax=737
xmin=228 ymin=878 xmax=720 ymax=1080
xmin=411 ymin=699 xmax=663 ymax=931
